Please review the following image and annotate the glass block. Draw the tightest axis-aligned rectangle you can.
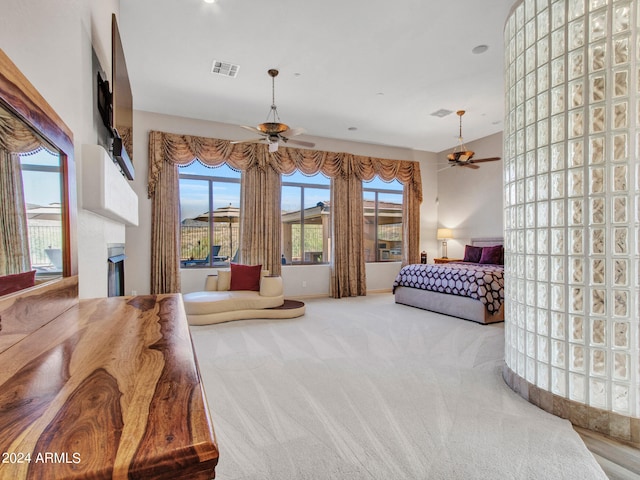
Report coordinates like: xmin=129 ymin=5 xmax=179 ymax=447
xmin=569 ymin=50 xmax=585 ymax=79
xmin=551 ymin=200 xmax=565 ymax=226
xmin=527 ymin=230 xmax=537 ymax=254
xmin=591 ymin=318 xmax=606 ymax=344
xmin=538 ymin=119 xmax=549 ymax=146
xmin=612 ymin=2 xmax=630 ymax=32
xmin=526 ymin=124 xmax=537 ymax=150
xmin=538 ymin=363 xmax=549 ymax=390
xmin=538 ymin=201 xmax=549 ymax=226
xmin=551 ymin=228 xmax=565 ymax=254
xmin=614 ymin=70 xmax=628 ymax=96
xmin=572 ymin=286 xmax=585 ymax=313
xmin=570 ymin=110 xmax=584 ymax=137
xmin=569 ymin=19 xmax=586 ymax=49
xmin=590 ymin=105 xmax=605 ymax=132
xmin=590 ymin=227 xmax=605 ymax=253
xmin=552 ymin=30 xmax=566 ymax=59
xmin=571 ymin=228 xmax=584 ymax=254
xmin=571 ymin=346 xmax=585 ymax=372
xmin=551 ymin=171 xmax=565 ymax=197
xmin=613 ymin=383 xmax=629 ymax=413
xmin=552 ymin=284 xmax=565 ymax=310
xmin=569 ymin=169 xmax=584 ymax=196
xmin=590 ymin=136 xmax=604 ymax=163
xmin=613 ymin=164 xmax=627 ymax=191
xmin=526 ymin=151 xmax=537 ymax=176
xmin=591 ymin=288 xmax=606 ymax=314
xmin=552 ymin=340 xmax=566 ymax=367
xmin=589 ymin=11 xmax=607 ymax=41
xmin=614 ymin=260 xmax=628 ymax=285
xmin=538 ymin=7 xmax=550 ymax=38
xmin=526 ymin=356 xmax=536 ymax=383
xmin=613 ymin=134 xmax=627 ymax=160
xmin=591 ymin=198 xmax=605 ymax=224
xmin=552 ymin=311 xmax=566 ymax=339
xmin=538 ymin=336 xmax=549 ymax=362
xmin=590 ymin=0 xmax=607 ymax=11
xmin=570 ymin=199 xmax=584 ymax=225
xmin=614 ymin=37 xmax=629 ymax=65
xmin=526 ymin=18 xmax=536 ymax=48
xmin=570 ymin=81 xmax=584 ymax=108
xmin=538 ymin=308 xmax=549 ymax=335
xmin=570 ymin=140 xmax=584 ymax=166
xmin=613 ymin=196 xmax=627 ymax=222
xmin=589 ymin=378 xmax=607 ymax=408
xmin=551 ymin=144 xmax=565 ymax=170
xmin=590 ymin=42 xmax=606 ymax=71
xmin=526 ymin=98 xmax=536 ymax=125
xmin=537 ymin=147 xmax=550 ymax=173
xmin=614 ymin=322 xmax=629 ymax=348
xmin=572 ymin=316 xmax=585 ymax=342
xmin=537 ymin=37 xmax=550 ymax=66
xmin=552 ymin=0 xmax=567 ymax=30
xmin=527 ymin=255 xmax=536 ymax=279
xmin=614 ymin=353 xmax=629 ymax=380
xmin=526 ymin=177 xmax=536 ymax=202
xmin=571 ymin=257 xmax=585 ymax=283
xmin=614 ymin=227 xmax=628 ymax=254
xmin=570 ymin=373 xmax=586 ymax=402
xmin=591 ymin=75 xmax=605 ymax=102
xmin=538 ymin=67 xmax=550 ymax=95
xmin=590 ymin=168 xmax=605 ymax=194
xmin=551 ymin=86 xmax=565 ymax=114
xmin=551 ymin=255 xmax=564 ymax=282
xmin=591 ymin=258 xmax=605 ymax=284
xmin=591 ymin=349 xmax=607 ymax=375
xmin=568 ymin=0 xmax=585 ymax=20
xmin=613 ymin=102 xmax=628 ymax=129
xmin=538 ymin=256 xmax=549 ymax=282
xmin=613 ymin=290 xmax=628 ymax=316
xmin=552 ymin=367 xmax=566 ymax=395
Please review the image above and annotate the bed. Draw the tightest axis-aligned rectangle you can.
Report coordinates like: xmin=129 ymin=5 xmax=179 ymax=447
xmin=393 ymin=238 xmax=504 ymax=324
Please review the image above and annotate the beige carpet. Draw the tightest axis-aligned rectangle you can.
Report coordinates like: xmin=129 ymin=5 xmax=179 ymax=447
xmin=190 ymin=293 xmax=606 ymax=480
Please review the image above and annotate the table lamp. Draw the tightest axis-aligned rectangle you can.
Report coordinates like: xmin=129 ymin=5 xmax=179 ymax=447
xmin=436 ymin=228 xmax=453 ymax=258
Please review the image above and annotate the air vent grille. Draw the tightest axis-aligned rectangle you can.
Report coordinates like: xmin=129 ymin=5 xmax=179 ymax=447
xmin=211 ymin=61 xmax=240 ymax=78
xmin=430 ymin=109 xmax=453 ymax=118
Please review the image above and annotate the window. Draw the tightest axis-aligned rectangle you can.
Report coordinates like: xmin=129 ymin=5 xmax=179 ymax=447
xmin=179 ymin=161 xmax=241 ymax=267
xmin=21 ymin=148 xmax=63 ymax=273
xmin=281 ymin=171 xmax=331 ymax=265
xmin=363 ymin=177 xmax=403 ymax=262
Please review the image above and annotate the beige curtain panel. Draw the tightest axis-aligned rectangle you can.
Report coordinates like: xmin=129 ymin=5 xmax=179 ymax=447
xmin=148 ymin=130 xmax=422 ymax=295
xmin=0 ymin=113 xmax=48 ymax=275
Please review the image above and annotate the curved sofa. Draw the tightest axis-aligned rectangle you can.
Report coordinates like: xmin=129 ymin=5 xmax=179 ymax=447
xmin=183 ymin=271 xmax=303 ymax=325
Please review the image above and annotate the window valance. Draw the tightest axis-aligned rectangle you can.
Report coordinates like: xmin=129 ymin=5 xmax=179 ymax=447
xmin=148 ymin=131 xmax=422 ymax=201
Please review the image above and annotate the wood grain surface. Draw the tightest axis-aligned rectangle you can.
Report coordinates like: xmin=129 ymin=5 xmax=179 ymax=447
xmin=0 ymin=294 xmax=218 ymax=480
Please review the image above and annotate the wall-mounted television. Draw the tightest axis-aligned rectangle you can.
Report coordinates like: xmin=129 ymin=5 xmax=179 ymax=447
xmin=110 ymin=14 xmax=134 ymax=180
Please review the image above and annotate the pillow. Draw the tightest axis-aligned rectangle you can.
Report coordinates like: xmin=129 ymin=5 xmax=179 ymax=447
xmin=0 ymin=270 xmax=36 ymax=296
xmin=217 ymin=269 xmax=231 ymax=291
xmin=463 ymin=245 xmax=483 ymax=263
xmin=229 ymin=263 xmax=262 ymax=291
xmin=479 ymin=245 xmax=504 ymax=265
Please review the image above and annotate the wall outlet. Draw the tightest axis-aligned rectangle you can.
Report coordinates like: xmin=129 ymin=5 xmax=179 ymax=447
xmin=302 ymin=281 xmax=307 ymax=288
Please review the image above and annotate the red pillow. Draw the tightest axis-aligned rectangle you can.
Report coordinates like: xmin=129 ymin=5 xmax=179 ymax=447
xmin=463 ymin=245 xmax=483 ymax=263
xmin=0 ymin=270 xmax=36 ymax=296
xmin=479 ymin=245 xmax=504 ymax=265
xmin=229 ymin=263 xmax=262 ymax=291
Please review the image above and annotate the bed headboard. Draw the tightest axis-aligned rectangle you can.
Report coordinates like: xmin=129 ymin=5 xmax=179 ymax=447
xmin=470 ymin=237 xmax=504 ymax=247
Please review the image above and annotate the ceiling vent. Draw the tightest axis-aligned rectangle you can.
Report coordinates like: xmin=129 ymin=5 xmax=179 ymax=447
xmin=211 ymin=61 xmax=240 ymax=78
xmin=430 ymin=109 xmax=453 ymax=118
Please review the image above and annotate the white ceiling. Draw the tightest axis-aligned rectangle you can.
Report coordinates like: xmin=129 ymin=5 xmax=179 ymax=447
xmin=120 ymin=0 xmax=515 ymax=153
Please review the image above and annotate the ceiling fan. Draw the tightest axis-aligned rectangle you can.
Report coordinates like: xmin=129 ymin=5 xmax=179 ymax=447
xmin=440 ymin=110 xmax=500 ymax=171
xmin=231 ymin=69 xmax=315 ymax=153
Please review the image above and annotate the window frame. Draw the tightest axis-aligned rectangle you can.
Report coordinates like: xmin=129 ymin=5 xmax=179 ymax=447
xmin=362 ymin=180 xmax=403 ymax=263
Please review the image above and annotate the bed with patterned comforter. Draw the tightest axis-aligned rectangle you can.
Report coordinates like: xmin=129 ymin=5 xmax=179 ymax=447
xmin=392 ymin=262 xmax=505 ymax=323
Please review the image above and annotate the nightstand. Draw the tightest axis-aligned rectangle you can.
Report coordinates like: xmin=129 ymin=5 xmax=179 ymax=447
xmin=433 ymin=257 xmax=462 ymax=264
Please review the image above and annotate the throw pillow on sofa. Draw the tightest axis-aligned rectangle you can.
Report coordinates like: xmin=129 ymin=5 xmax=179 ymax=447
xmin=230 ymin=263 xmax=262 ymax=291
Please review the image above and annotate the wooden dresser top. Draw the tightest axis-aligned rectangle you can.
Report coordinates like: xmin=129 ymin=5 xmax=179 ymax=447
xmin=0 ymin=287 xmax=218 ymax=480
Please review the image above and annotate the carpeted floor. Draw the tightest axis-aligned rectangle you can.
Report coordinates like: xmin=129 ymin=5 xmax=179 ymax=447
xmin=190 ymin=293 xmax=606 ymax=480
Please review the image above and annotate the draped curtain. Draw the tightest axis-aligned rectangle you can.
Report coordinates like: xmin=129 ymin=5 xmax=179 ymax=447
xmin=0 ymin=114 xmax=45 ymax=275
xmin=148 ymin=130 xmax=422 ymax=295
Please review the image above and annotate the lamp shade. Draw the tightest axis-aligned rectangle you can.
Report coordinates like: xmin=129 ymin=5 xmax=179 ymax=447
xmin=436 ymin=228 xmax=453 ymax=240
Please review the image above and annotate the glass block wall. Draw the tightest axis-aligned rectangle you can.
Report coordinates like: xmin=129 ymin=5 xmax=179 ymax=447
xmin=504 ymin=0 xmax=639 ymax=418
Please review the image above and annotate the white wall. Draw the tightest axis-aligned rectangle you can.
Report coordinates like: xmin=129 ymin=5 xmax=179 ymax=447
xmin=436 ymin=132 xmax=504 ymax=259
xmin=127 ymin=110 xmax=436 ymax=296
xmin=1 ymin=0 xmax=129 ymax=299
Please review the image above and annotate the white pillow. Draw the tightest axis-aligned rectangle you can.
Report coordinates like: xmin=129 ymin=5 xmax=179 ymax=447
xmin=217 ymin=269 xmax=231 ymax=291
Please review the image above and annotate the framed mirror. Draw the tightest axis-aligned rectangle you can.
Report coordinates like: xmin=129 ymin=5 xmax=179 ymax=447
xmin=0 ymin=48 xmax=77 ymax=295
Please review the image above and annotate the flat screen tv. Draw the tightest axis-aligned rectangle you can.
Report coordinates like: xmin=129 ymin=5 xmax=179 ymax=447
xmin=111 ymin=13 xmax=134 ymax=180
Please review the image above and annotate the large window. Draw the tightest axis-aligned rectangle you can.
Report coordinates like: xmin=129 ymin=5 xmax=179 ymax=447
xmin=363 ymin=177 xmax=403 ymax=262
xmin=179 ymin=161 xmax=241 ymax=268
xmin=281 ymin=171 xmax=330 ymax=265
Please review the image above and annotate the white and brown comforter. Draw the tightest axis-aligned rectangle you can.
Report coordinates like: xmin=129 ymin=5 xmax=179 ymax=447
xmin=393 ymin=262 xmax=505 ymax=314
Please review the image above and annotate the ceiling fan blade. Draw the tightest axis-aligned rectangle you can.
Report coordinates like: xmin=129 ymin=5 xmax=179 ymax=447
xmin=469 ymin=157 xmax=501 ymax=163
xmin=461 ymin=163 xmax=480 ymax=169
xmin=230 ymin=137 xmax=264 ymax=145
xmin=281 ymin=127 xmax=306 ymax=138
xmin=240 ymin=125 xmax=264 ymax=135
xmin=285 ymin=139 xmax=315 ymax=148
xmin=438 ymin=165 xmax=456 ymax=172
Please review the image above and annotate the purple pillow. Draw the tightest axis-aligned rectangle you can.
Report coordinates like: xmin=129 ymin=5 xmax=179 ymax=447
xmin=463 ymin=245 xmax=483 ymax=263
xmin=479 ymin=245 xmax=504 ymax=265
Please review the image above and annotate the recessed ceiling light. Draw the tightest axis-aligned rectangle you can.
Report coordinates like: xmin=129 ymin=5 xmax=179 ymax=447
xmin=348 ymin=127 xmax=358 ymax=131
xmin=204 ymin=0 xmax=215 ymax=3
xmin=472 ymin=44 xmax=489 ymax=54
xmin=430 ymin=109 xmax=453 ymax=118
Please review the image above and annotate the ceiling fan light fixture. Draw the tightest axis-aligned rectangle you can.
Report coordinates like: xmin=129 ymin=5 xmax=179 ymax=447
xmin=449 ymin=110 xmax=474 ymax=161
xmin=258 ymin=122 xmax=289 ymax=134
